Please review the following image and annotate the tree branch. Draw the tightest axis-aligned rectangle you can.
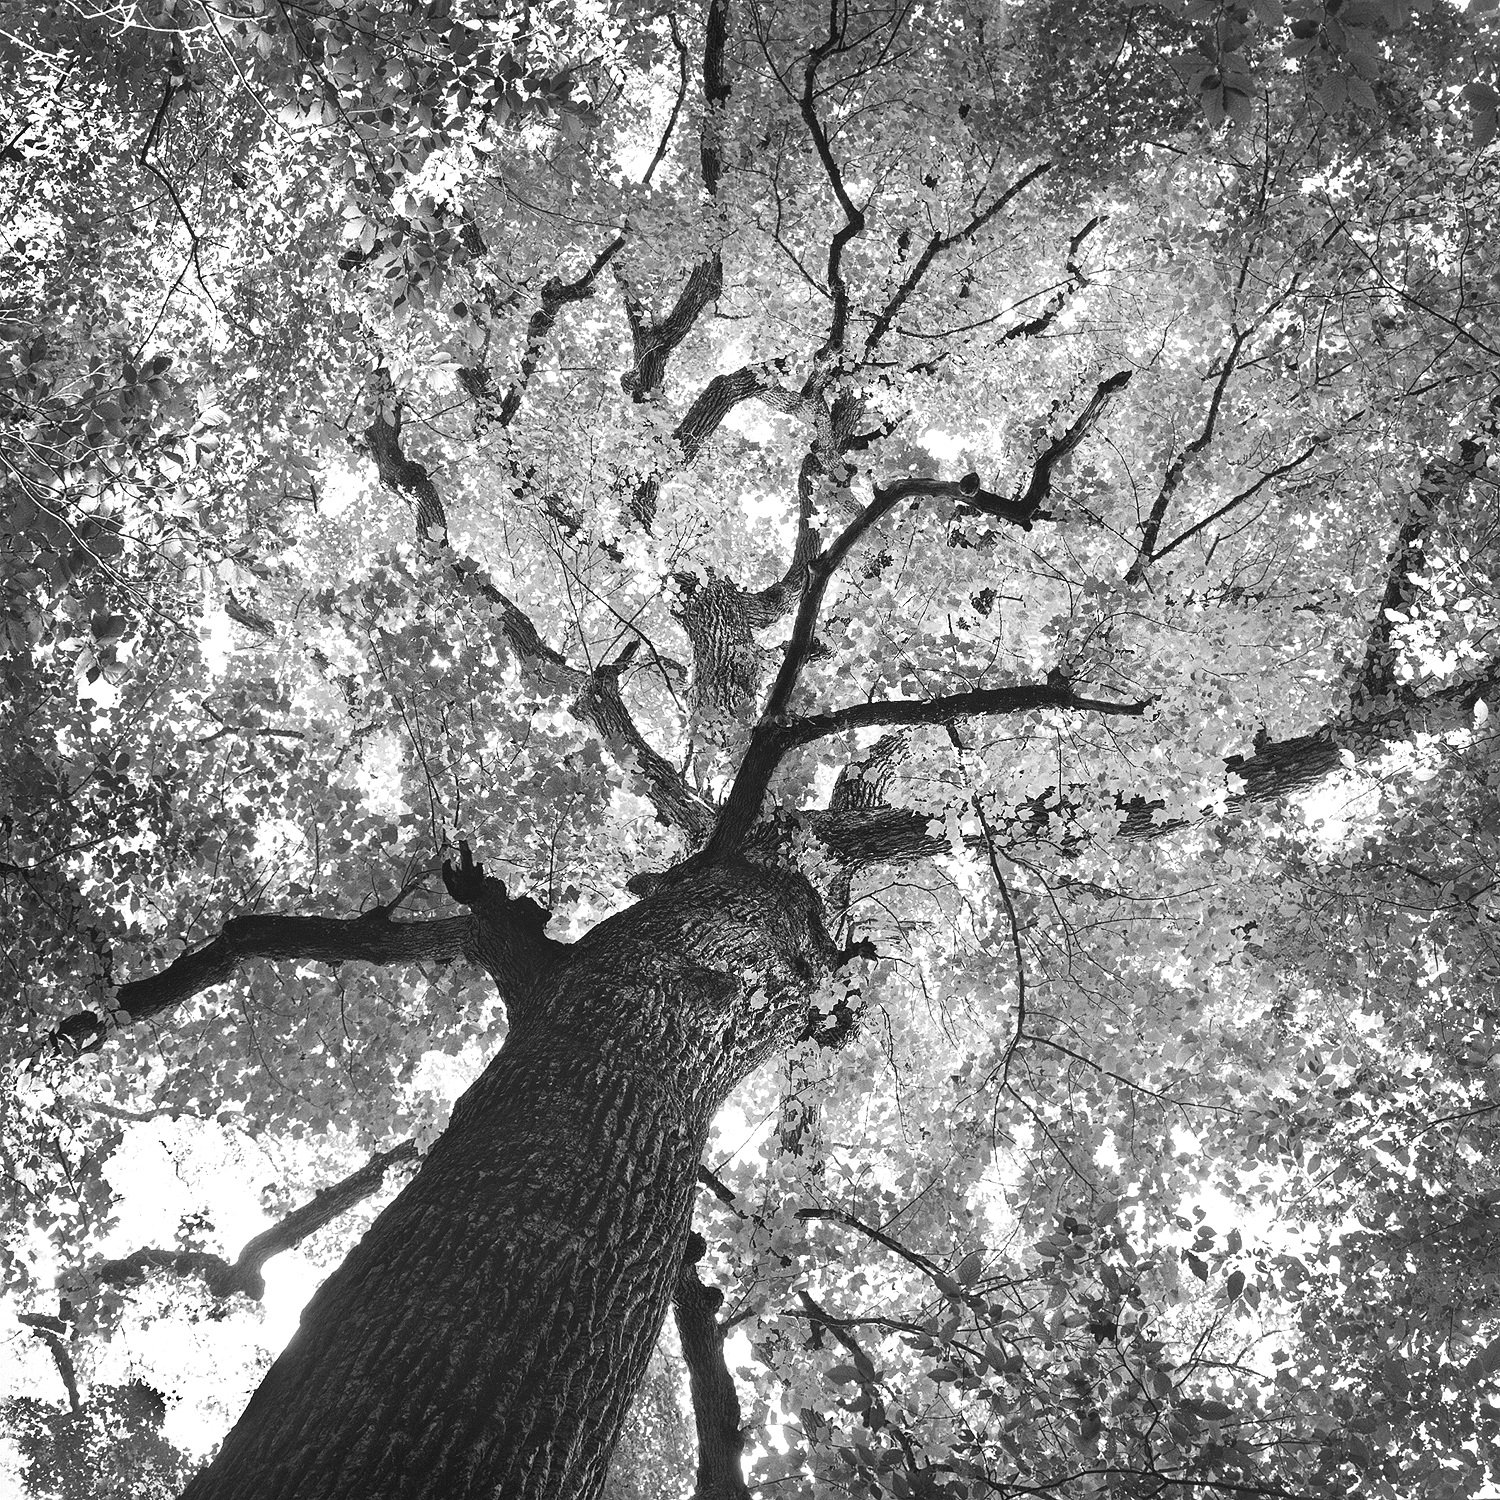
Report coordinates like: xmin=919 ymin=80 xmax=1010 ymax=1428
xmin=18 ymin=1310 xmax=81 ymax=1413
xmin=674 ymin=1234 xmax=751 ymax=1500
xmin=620 ymin=254 xmax=725 ymax=404
xmin=784 ymin=679 xmax=1151 ymax=747
xmin=365 ymin=385 xmax=709 ymax=833
xmin=617 ymin=0 xmax=733 ymax=406
xmin=94 ymin=1139 xmax=419 ymax=1300
xmin=1354 ymin=434 xmax=1492 ymax=704
xmin=704 ymin=466 xmax=1089 ymax=857
xmin=700 ymin=0 xmax=731 ymax=196
xmin=713 ymin=673 xmax=1147 ymax=860
xmin=573 ymin=646 xmax=716 ymax=841
xmin=440 ymin=839 xmax=568 ymax=1007
xmin=998 ymin=214 xmax=1104 ymax=342
xmin=996 ymin=369 xmax=1133 ymax=530
xmin=830 ymin=731 xmax=908 ymax=812
xmin=1147 ymin=437 xmax=1324 ymax=568
xmin=798 ymin=24 xmax=866 ymax=373
xmin=93 ymin=908 xmax=470 ymax=1033
xmin=490 ymin=237 xmax=627 ymax=430
xmin=863 ymin=160 xmax=1052 ymax=358
xmin=800 ymin=654 xmax=1500 ymax=865
xmin=1125 ymin=332 xmax=1246 ymax=584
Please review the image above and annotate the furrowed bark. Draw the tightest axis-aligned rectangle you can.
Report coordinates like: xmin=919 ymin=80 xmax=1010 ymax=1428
xmin=181 ymin=858 xmax=835 ymax=1500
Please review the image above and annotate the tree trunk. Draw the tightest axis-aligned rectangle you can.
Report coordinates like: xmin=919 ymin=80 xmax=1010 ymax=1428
xmin=182 ymin=859 xmax=831 ymax=1500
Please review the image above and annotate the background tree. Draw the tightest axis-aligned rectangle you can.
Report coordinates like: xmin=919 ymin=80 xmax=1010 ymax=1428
xmin=3 ymin=0 xmax=1499 ymax=1497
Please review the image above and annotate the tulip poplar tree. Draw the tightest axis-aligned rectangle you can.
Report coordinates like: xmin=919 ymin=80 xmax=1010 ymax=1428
xmin=3 ymin=0 xmax=1500 ymax=1498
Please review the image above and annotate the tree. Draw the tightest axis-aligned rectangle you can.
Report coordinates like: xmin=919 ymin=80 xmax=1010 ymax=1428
xmin=4 ymin=0 xmax=1500 ymax=1497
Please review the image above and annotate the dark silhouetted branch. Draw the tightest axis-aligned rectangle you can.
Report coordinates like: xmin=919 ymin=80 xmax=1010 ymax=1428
xmin=94 ymin=1140 xmax=419 ymax=1301
xmin=674 ymin=1233 xmax=751 ymax=1500
xmin=1126 ymin=332 xmax=1246 ymax=583
xmin=999 ymin=369 xmax=1133 ymax=529
xmin=93 ymin=907 xmax=470 ymax=1035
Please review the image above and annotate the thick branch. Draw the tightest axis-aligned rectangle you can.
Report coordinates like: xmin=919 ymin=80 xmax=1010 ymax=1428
xmin=799 ymin=28 xmax=866 ymax=371
xmin=440 ymin=840 xmax=568 ymax=1007
xmin=1355 ymin=436 xmax=1491 ymax=703
xmin=714 ymin=673 xmax=1147 ymax=860
xmin=786 ymin=680 xmax=1150 ymax=746
xmin=829 ymin=732 xmax=908 ymax=811
xmin=101 ymin=908 xmax=470 ymax=1029
xmin=493 ymin=237 xmax=627 ymax=429
xmin=93 ymin=1140 xmax=419 ymax=1300
xmin=674 ymin=1237 xmax=750 ymax=1500
xmin=224 ymin=591 xmax=276 ymax=637
xmin=1003 ymin=369 xmax=1133 ymax=528
xmin=667 ymin=389 xmax=861 ymax=730
xmin=574 ymin=648 xmax=716 ymax=841
xmin=617 ymin=0 xmax=732 ymax=409
xmin=705 ymin=459 xmax=1123 ymax=856
xmin=363 ymin=390 xmax=448 ymax=545
xmin=800 ymin=805 xmax=947 ymax=865
xmin=19 ymin=1311 xmax=81 ymax=1413
xmin=799 ymin=662 xmax=1500 ymax=863
xmin=620 ymin=255 xmax=725 ymax=404
xmin=700 ymin=0 xmax=731 ymax=195
xmin=629 ymin=363 xmax=776 ymax=528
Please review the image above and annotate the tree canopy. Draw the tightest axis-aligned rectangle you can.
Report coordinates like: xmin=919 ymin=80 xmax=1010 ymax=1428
xmin=3 ymin=0 xmax=1500 ymax=1497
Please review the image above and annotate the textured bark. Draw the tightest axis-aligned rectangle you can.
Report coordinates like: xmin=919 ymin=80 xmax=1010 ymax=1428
xmin=182 ymin=858 xmax=834 ymax=1500
xmin=673 ymin=1258 xmax=750 ymax=1500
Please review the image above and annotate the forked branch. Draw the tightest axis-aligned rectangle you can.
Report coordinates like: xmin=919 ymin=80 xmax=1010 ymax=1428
xmin=93 ymin=1140 xmax=419 ymax=1300
xmin=704 ymin=458 xmax=1150 ymax=855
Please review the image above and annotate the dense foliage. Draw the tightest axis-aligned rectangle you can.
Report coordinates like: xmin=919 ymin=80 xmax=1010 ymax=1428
xmin=3 ymin=0 xmax=1500 ymax=1495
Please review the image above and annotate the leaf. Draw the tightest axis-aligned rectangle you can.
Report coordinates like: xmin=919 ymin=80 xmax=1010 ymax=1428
xmin=954 ymin=1249 xmax=984 ymax=1285
xmin=1226 ymin=1269 xmax=1246 ymax=1302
